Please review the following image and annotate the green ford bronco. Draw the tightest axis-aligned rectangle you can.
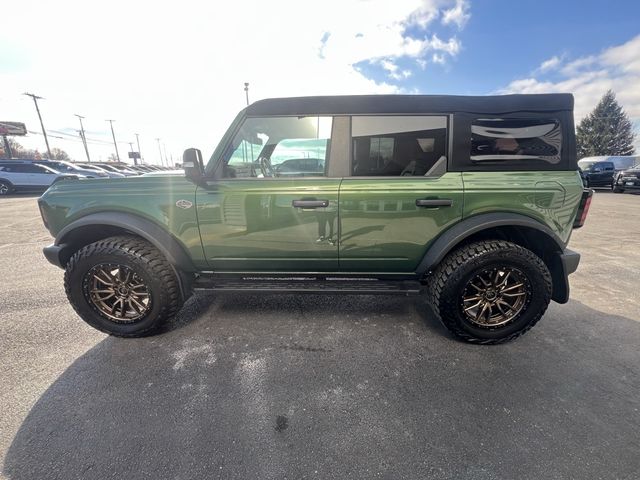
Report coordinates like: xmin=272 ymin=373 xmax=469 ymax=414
xmin=38 ymin=94 xmax=592 ymax=344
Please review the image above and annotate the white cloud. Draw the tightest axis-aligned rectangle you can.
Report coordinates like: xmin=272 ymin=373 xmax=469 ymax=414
xmin=432 ymin=53 xmax=446 ymax=64
xmin=0 ymin=0 xmax=470 ymax=163
xmin=538 ymin=55 xmax=562 ymax=73
xmin=441 ymin=0 xmax=471 ymax=29
xmin=500 ymin=35 xmax=640 ymax=127
xmin=560 ymin=55 xmax=597 ymax=76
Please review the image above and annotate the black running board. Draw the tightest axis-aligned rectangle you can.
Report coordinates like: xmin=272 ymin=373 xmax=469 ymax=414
xmin=193 ymin=276 xmax=423 ymax=295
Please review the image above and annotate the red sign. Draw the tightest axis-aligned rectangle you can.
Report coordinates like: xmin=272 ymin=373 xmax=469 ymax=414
xmin=0 ymin=122 xmax=27 ymax=136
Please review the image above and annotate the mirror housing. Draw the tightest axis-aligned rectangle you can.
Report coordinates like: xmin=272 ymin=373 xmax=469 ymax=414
xmin=183 ymin=148 xmax=204 ymax=184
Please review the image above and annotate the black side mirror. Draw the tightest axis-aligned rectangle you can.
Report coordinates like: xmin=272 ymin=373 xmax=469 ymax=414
xmin=183 ymin=148 xmax=204 ymax=184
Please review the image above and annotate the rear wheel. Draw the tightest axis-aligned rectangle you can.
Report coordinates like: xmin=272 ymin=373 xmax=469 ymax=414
xmin=64 ymin=235 xmax=182 ymax=337
xmin=0 ymin=180 xmax=13 ymax=195
xmin=430 ymin=240 xmax=552 ymax=344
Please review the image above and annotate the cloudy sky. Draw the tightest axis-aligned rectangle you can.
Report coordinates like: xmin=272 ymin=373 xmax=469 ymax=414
xmin=1 ymin=0 xmax=639 ymax=164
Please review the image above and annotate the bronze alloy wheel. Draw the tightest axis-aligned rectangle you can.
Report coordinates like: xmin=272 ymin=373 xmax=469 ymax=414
xmin=83 ymin=263 xmax=152 ymax=323
xmin=461 ymin=266 xmax=530 ymax=327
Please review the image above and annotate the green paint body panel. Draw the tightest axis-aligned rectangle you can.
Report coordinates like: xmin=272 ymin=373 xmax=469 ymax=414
xmin=461 ymin=171 xmax=584 ymax=245
xmin=39 ymin=171 xmax=583 ymax=275
xmin=39 ymin=176 xmax=207 ymax=269
xmin=339 ymin=173 xmax=464 ymax=272
xmin=196 ymin=179 xmax=340 ymax=271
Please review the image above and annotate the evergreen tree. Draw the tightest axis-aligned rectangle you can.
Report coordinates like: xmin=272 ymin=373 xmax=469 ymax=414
xmin=576 ymin=90 xmax=636 ymax=158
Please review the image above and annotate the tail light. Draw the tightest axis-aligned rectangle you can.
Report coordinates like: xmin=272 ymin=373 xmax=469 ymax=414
xmin=573 ymin=188 xmax=593 ymax=229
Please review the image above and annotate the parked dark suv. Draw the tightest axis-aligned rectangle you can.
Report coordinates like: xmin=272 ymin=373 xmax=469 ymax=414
xmin=578 ymin=159 xmax=615 ymax=187
xmin=39 ymin=94 xmax=592 ymax=344
xmin=612 ymin=163 xmax=640 ymax=193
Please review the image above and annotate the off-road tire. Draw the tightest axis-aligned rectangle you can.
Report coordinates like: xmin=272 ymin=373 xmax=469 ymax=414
xmin=0 ymin=180 xmax=14 ymax=195
xmin=64 ymin=235 xmax=182 ymax=337
xmin=429 ymin=240 xmax=552 ymax=344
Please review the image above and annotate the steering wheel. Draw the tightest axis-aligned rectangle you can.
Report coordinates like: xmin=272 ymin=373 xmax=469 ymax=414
xmin=258 ymin=156 xmax=275 ymax=177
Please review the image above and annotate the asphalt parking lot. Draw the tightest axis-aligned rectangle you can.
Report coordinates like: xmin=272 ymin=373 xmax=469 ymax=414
xmin=1 ymin=191 xmax=639 ymax=480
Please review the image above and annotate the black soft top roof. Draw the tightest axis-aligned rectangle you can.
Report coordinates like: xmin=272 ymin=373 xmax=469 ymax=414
xmin=245 ymin=94 xmax=574 ymax=116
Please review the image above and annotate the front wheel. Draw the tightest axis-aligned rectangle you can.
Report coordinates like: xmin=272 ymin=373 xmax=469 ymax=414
xmin=612 ymin=185 xmax=624 ymax=193
xmin=64 ymin=235 xmax=183 ymax=337
xmin=429 ymin=240 xmax=552 ymax=344
xmin=0 ymin=180 xmax=14 ymax=195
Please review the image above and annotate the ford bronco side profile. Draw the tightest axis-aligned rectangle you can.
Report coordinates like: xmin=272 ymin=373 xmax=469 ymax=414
xmin=38 ymin=94 xmax=592 ymax=344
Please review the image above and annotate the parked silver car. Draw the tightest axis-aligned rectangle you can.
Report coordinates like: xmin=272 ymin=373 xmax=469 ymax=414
xmin=0 ymin=161 xmax=83 ymax=195
xmin=31 ymin=160 xmax=118 ymax=179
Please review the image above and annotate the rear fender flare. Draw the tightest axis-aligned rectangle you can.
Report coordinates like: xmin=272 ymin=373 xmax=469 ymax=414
xmin=417 ymin=212 xmax=565 ymax=275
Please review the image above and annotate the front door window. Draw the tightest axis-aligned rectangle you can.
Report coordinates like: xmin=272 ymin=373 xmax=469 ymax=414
xmin=223 ymin=116 xmax=332 ymax=178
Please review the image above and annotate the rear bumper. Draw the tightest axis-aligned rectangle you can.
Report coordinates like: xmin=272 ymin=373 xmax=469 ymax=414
xmin=551 ymin=248 xmax=580 ymax=304
xmin=43 ymin=244 xmax=67 ymax=269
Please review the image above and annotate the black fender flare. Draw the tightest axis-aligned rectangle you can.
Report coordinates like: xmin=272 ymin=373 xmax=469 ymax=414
xmin=55 ymin=212 xmax=196 ymax=273
xmin=417 ymin=212 xmax=576 ymax=303
xmin=417 ymin=212 xmax=566 ymax=274
xmin=0 ymin=177 xmax=15 ymax=187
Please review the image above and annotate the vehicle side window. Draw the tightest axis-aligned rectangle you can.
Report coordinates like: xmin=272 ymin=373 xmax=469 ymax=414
xmin=223 ymin=116 xmax=332 ymax=178
xmin=33 ymin=165 xmax=51 ymax=173
xmin=3 ymin=164 xmax=26 ymax=173
xmin=471 ymin=118 xmax=562 ymax=165
xmin=350 ymin=116 xmax=448 ymax=176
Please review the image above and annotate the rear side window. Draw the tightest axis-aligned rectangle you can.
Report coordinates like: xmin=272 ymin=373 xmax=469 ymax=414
xmin=471 ymin=118 xmax=562 ymax=165
xmin=0 ymin=164 xmax=26 ymax=173
xmin=351 ymin=116 xmax=448 ymax=176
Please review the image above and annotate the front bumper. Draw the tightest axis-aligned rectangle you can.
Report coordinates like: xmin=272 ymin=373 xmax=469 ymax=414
xmin=615 ymin=179 xmax=640 ymax=190
xmin=43 ymin=244 xmax=68 ymax=269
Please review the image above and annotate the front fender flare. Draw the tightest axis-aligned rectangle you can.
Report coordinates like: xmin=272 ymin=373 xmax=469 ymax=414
xmin=54 ymin=212 xmax=196 ymax=273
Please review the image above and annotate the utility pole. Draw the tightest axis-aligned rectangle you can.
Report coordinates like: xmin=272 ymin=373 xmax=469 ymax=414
xmin=156 ymin=137 xmax=164 ymax=166
xmin=128 ymin=141 xmax=135 ymax=164
xmin=106 ymin=119 xmax=120 ymax=162
xmin=74 ymin=114 xmax=91 ymax=162
xmin=162 ymin=142 xmax=169 ymax=168
xmin=244 ymin=82 xmax=250 ymax=106
xmin=23 ymin=92 xmax=52 ymax=159
xmin=135 ymin=133 xmax=142 ymax=165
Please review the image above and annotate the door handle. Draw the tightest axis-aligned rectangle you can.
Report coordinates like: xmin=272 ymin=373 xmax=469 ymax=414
xmin=292 ymin=199 xmax=329 ymax=208
xmin=415 ymin=198 xmax=453 ymax=208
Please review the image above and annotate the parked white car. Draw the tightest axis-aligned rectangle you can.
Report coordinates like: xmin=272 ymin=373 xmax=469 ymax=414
xmin=0 ymin=161 xmax=83 ymax=195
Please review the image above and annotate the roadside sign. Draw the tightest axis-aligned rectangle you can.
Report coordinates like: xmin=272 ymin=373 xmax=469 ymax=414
xmin=128 ymin=151 xmax=141 ymax=159
xmin=0 ymin=121 xmax=27 ymax=136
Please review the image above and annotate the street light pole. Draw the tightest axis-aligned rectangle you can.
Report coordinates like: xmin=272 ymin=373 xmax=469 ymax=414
xmin=23 ymin=92 xmax=52 ymax=159
xmin=74 ymin=114 xmax=91 ymax=162
xmin=244 ymin=82 xmax=250 ymax=106
xmin=106 ymin=119 xmax=120 ymax=162
xmin=135 ymin=133 xmax=142 ymax=165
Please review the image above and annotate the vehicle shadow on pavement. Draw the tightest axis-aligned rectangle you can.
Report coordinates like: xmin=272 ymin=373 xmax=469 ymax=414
xmin=3 ymin=295 xmax=640 ymax=480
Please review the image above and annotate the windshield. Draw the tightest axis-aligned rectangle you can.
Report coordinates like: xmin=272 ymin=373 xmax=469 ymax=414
xmin=578 ymin=161 xmax=596 ymax=170
xmin=44 ymin=161 xmax=74 ymax=172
